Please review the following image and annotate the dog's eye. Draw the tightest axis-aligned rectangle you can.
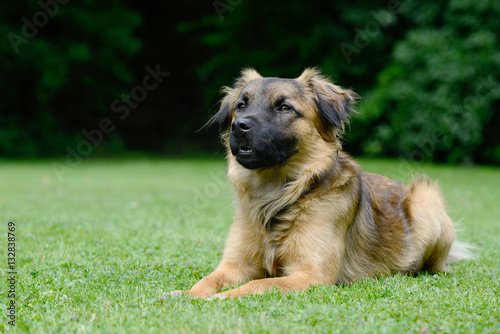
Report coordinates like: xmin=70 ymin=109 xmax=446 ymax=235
xmin=278 ymin=104 xmax=291 ymax=112
xmin=236 ymin=102 xmax=246 ymax=111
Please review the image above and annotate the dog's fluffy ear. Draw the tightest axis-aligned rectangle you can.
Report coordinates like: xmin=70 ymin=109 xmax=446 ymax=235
xmin=297 ymin=67 xmax=358 ymax=142
xmin=206 ymin=68 xmax=262 ymax=134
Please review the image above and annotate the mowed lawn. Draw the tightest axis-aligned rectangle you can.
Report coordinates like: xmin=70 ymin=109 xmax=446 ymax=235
xmin=1 ymin=157 xmax=499 ymax=333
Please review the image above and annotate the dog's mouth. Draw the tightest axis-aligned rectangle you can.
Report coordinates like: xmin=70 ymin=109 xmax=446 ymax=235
xmin=238 ymin=145 xmax=254 ymax=155
xmin=229 ymin=131 xmax=298 ymax=169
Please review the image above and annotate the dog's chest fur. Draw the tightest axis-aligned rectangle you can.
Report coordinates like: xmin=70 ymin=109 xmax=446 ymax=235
xmin=231 ymin=158 xmax=332 ymax=278
xmin=261 ymin=228 xmax=289 ymax=277
xmin=261 ymin=204 xmax=304 ymax=277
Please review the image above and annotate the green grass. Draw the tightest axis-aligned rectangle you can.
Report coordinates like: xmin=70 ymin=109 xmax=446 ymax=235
xmin=1 ymin=157 xmax=499 ymax=333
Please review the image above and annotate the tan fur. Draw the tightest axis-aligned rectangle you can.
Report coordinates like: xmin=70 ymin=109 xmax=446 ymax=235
xmin=171 ymin=68 xmax=471 ymax=300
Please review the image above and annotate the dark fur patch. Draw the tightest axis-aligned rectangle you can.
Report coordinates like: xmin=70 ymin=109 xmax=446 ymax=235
xmin=215 ymin=102 xmax=232 ymax=131
xmin=316 ymin=92 xmax=350 ymax=128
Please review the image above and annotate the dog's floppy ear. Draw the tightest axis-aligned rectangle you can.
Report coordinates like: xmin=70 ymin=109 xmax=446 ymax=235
xmin=205 ymin=68 xmax=262 ymax=134
xmin=297 ymin=67 xmax=358 ymax=142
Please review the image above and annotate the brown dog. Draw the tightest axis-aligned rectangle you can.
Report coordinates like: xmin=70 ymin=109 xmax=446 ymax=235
xmin=171 ymin=68 xmax=471 ymax=300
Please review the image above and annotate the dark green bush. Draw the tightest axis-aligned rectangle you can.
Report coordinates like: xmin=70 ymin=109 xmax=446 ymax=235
xmin=0 ymin=1 xmax=141 ymax=157
xmin=1 ymin=0 xmax=499 ymax=164
xmin=353 ymin=0 xmax=500 ymax=164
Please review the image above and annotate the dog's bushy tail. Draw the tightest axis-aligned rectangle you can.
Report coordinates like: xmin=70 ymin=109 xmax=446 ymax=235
xmin=446 ymin=239 xmax=475 ymax=264
xmin=447 ymin=219 xmax=475 ymax=264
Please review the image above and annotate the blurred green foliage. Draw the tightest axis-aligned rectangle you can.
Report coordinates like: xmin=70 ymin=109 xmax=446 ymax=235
xmin=355 ymin=0 xmax=500 ymax=164
xmin=1 ymin=0 xmax=499 ymax=164
xmin=0 ymin=0 xmax=141 ymax=156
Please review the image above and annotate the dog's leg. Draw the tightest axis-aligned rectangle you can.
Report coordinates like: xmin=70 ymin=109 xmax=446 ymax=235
xmin=207 ymin=272 xmax=321 ymax=300
xmin=170 ymin=213 xmax=267 ymax=299
xmin=170 ymin=261 xmax=262 ymax=299
xmin=408 ymin=177 xmax=455 ymax=272
xmin=207 ymin=230 xmax=346 ymax=299
xmin=189 ymin=262 xmax=261 ymax=298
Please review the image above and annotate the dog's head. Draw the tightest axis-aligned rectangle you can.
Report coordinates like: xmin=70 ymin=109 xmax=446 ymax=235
xmin=209 ymin=68 xmax=358 ymax=170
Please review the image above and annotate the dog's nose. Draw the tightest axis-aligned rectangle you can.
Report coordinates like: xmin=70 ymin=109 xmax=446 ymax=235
xmin=232 ymin=118 xmax=253 ymax=134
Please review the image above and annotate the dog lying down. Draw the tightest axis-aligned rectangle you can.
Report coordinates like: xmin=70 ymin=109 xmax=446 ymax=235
xmin=171 ymin=68 xmax=473 ymax=300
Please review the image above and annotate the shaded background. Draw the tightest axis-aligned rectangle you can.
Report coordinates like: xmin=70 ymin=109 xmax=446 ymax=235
xmin=1 ymin=0 xmax=499 ymax=164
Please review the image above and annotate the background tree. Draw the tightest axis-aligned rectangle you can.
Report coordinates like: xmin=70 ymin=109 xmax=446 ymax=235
xmin=355 ymin=0 xmax=500 ymax=164
xmin=0 ymin=1 xmax=141 ymax=156
xmin=1 ymin=0 xmax=498 ymax=164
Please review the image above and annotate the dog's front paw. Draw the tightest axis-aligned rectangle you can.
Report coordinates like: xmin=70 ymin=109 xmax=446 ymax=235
xmin=205 ymin=292 xmax=229 ymax=301
xmin=169 ymin=289 xmax=210 ymax=299
xmin=169 ymin=290 xmax=188 ymax=298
